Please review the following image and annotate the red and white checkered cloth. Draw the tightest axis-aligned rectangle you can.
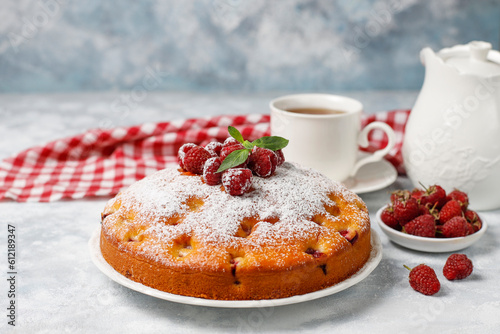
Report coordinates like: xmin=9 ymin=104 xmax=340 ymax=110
xmin=0 ymin=110 xmax=410 ymax=202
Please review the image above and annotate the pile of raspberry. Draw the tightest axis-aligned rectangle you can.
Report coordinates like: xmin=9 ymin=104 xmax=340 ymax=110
xmin=381 ymin=185 xmax=482 ymax=238
xmin=177 ymin=137 xmax=285 ymax=196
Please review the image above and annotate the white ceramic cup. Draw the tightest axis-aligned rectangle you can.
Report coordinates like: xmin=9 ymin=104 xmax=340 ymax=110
xmin=270 ymin=94 xmax=396 ymax=181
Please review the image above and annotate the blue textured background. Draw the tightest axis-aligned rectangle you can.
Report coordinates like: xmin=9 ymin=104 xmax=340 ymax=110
xmin=0 ymin=0 xmax=499 ymax=93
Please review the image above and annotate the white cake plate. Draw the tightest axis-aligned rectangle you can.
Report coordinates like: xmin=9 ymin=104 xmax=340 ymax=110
xmin=89 ymin=228 xmax=382 ymax=308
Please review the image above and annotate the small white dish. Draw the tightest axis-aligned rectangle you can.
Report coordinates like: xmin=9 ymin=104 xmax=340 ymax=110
xmin=343 ymin=152 xmax=397 ymax=194
xmin=376 ymin=205 xmax=487 ymax=253
xmin=89 ymin=227 xmax=383 ymax=308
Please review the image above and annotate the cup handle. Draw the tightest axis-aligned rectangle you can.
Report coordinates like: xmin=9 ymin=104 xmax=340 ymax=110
xmin=350 ymin=121 xmax=396 ymax=177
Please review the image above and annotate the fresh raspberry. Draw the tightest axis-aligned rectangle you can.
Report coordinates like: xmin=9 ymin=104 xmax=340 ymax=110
xmin=464 ymin=210 xmax=482 ymax=232
xmin=466 ymin=223 xmax=475 ymax=235
xmin=441 ymin=216 xmax=469 ymax=238
xmin=222 ymin=168 xmax=253 ymax=196
xmin=446 ymin=189 xmax=469 ymax=211
xmin=404 ymin=264 xmax=441 ymax=296
xmin=204 ymin=141 xmax=223 ymax=157
xmin=183 ymin=146 xmax=212 ymax=175
xmin=219 ymin=144 xmax=248 ymax=169
xmin=203 ymin=157 xmax=222 ymax=186
xmin=421 ymin=184 xmax=447 ymax=209
xmin=393 ymin=197 xmax=420 ymax=226
xmin=464 ymin=209 xmax=479 ymax=223
xmin=220 ymin=143 xmax=245 ymax=161
xmin=247 ymin=146 xmax=278 ymax=178
xmin=274 ymin=149 xmax=285 ymax=166
xmin=223 ymin=137 xmax=241 ymax=148
xmin=439 ymin=199 xmax=463 ymax=224
xmin=380 ymin=205 xmax=400 ymax=230
xmin=419 ymin=203 xmax=435 ymax=216
xmin=403 ymin=214 xmax=436 ymax=238
xmin=410 ymin=188 xmax=425 ymax=203
xmin=390 ymin=189 xmax=410 ymax=203
xmin=177 ymin=143 xmax=197 ymax=170
xmin=443 ymin=254 xmax=473 ymax=280
xmin=420 ymin=205 xmax=430 ymax=216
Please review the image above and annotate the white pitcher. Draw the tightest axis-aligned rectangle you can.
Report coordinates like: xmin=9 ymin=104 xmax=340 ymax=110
xmin=402 ymin=41 xmax=500 ymax=210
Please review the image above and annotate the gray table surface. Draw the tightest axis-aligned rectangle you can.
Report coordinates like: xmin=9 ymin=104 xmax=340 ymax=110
xmin=0 ymin=91 xmax=499 ymax=333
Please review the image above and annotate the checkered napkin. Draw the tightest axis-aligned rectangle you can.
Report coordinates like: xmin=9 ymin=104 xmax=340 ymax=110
xmin=0 ymin=110 xmax=410 ymax=202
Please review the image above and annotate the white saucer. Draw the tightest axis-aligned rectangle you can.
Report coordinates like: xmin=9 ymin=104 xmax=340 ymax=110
xmin=342 ymin=152 xmax=397 ymax=194
xmin=89 ymin=228 xmax=382 ymax=308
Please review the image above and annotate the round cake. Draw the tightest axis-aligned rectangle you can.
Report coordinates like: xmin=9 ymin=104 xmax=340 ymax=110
xmin=100 ymin=162 xmax=371 ymax=300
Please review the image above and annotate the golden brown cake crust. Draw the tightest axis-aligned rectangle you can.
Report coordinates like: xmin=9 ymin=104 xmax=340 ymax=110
xmin=100 ymin=162 xmax=371 ymax=300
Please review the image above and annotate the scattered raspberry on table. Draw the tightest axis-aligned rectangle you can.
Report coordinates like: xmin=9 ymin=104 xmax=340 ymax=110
xmin=404 ymin=264 xmax=441 ymax=296
xmin=443 ymin=254 xmax=473 ymax=280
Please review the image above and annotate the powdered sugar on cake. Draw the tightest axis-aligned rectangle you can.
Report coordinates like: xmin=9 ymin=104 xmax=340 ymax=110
xmin=102 ymin=162 xmax=369 ymax=267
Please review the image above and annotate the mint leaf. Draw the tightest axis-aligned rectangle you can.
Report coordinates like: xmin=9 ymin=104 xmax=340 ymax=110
xmin=216 ymin=149 xmax=250 ymax=173
xmin=252 ymin=136 xmax=289 ymax=151
xmin=228 ymin=126 xmax=244 ymax=143
xmin=242 ymin=140 xmax=254 ymax=149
